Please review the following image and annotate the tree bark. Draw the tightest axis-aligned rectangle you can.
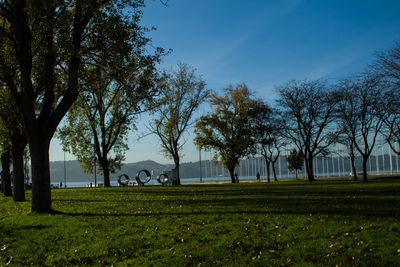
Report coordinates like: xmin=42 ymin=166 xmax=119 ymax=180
xmin=228 ymin=167 xmax=236 ymax=183
xmin=100 ymin=157 xmax=111 ymax=187
xmin=11 ymin=133 xmax=27 ymax=201
xmin=349 ymin=143 xmax=357 ymax=180
xmin=265 ymin=159 xmax=271 ymax=183
xmin=173 ymin=156 xmax=181 ymax=185
xmin=306 ymin=156 xmax=315 ymax=182
xmin=1 ymin=148 xmax=12 ymax=197
xmin=272 ymin=162 xmax=278 ymax=181
xmin=30 ymin=138 xmax=52 ymax=213
xmin=350 ymin=154 xmax=357 ymax=181
xmin=362 ymin=156 xmax=368 ymax=182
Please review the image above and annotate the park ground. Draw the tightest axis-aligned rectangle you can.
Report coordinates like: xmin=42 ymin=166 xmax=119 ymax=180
xmin=0 ymin=178 xmax=399 ymax=266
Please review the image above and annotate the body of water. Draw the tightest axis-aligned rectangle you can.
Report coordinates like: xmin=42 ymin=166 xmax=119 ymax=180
xmin=52 ymin=169 xmax=398 ymax=188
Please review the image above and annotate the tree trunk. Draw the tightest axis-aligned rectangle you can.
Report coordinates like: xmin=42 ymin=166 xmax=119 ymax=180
xmin=272 ymin=162 xmax=278 ymax=181
xmin=350 ymin=154 xmax=357 ymax=181
xmin=30 ymin=139 xmax=52 ymax=213
xmin=306 ymin=156 xmax=315 ymax=182
xmin=1 ymin=148 xmax=12 ymax=197
xmin=295 ymin=169 xmax=298 ymax=179
xmin=228 ymin=167 xmax=236 ymax=183
xmin=173 ymin=156 xmax=181 ymax=185
xmin=362 ymin=156 xmax=368 ymax=182
xmin=11 ymin=133 xmax=27 ymax=201
xmin=265 ymin=159 xmax=270 ymax=183
xmin=349 ymin=143 xmax=357 ymax=181
xmin=100 ymin=157 xmax=111 ymax=187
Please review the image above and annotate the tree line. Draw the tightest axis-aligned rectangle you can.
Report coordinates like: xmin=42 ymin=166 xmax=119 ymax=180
xmin=0 ymin=0 xmax=398 ymax=213
xmin=195 ymin=42 xmax=400 ymax=184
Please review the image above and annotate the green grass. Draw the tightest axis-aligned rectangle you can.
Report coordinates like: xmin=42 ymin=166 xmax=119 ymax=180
xmin=0 ymin=178 xmax=399 ymax=266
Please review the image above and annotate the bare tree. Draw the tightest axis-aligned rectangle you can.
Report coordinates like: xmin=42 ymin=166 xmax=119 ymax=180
xmin=336 ymin=75 xmax=385 ymax=182
xmin=250 ymin=102 xmax=285 ymax=182
xmin=277 ymin=79 xmax=338 ymax=182
xmin=372 ymin=41 xmax=400 ymax=88
xmin=151 ymin=63 xmax=210 ymax=185
xmin=371 ymin=42 xmax=400 ymax=156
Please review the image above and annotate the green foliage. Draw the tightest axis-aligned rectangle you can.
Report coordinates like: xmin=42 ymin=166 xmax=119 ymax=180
xmin=0 ymin=85 xmax=23 ymax=152
xmin=194 ymin=84 xmax=256 ymax=177
xmin=0 ymin=0 xmax=164 ymax=209
xmin=0 ymin=179 xmax=399 ymax=265
xmin=286 ymin=148 xmax=304 ymax=172
xmin=57 ymin=1 xmax=163 ymax=178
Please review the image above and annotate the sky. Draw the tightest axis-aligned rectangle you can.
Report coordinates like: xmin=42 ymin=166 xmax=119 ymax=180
xmin=49 ymin=0 xmax=400 ymax=164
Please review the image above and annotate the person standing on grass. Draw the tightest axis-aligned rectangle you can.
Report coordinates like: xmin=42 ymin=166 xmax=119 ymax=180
xmin=256 ymin=172 xmax=260 ymax=182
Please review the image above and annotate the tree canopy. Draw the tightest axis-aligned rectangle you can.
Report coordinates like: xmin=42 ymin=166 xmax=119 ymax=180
xmin=150 ymin=63 xmax=210 ymax=185
xmin=277 ymin=79 xmax=338 ymax=182
xmin=0 ymin=0 xmax=163 ymax=212
xmin=195 ymin=84 xmax=256 ymax=183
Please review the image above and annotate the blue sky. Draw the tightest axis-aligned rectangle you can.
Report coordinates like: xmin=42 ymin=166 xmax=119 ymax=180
xmin=50 ymin=0 xmax=400 ymax=164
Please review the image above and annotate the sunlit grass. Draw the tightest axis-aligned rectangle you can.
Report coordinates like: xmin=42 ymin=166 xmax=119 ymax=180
xmin=0 ymin=178 xmax=399 ymax=266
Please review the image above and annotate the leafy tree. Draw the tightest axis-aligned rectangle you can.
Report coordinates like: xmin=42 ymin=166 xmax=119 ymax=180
xmin=336 ymin=75 xmax=385 ymax=182
xmin=0 ymin=0 xmax=163 ymax=212
xmin=286 ymin=148 xmax=304 ymax=179
xmin=150 ymin=63 xmax=210 ymax=185
xmin=194 ymin=84 xmax=256 ymax=183
xmin=58 ymin=30 xmax=161 ymax=187
xmin=277 ymin=79 xmax=338 ymax=182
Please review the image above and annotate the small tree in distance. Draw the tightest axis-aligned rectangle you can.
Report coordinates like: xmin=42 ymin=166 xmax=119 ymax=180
xmin=287 ymin=149 xmax=304 ymax=179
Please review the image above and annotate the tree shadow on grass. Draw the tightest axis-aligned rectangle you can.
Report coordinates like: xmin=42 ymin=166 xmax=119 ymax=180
xmin=49 ymin=179 xmax=400 ymax=218
xmin=53 ymin=195 xmax=399 ymax=219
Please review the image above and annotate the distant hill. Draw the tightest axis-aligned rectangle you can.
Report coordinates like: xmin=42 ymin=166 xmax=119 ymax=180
xmin=50 ymin=160 xmax=207 ymax=182
xmin=50 ymin=160 xmax=171 ymax=182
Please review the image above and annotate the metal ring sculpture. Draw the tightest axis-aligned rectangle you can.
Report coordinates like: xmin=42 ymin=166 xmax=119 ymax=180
xmin=117 ymin=174 xmax=130 ymax=186
xmin=135 ymin=169 xmax=151 ymax=186
xmin=156 ymin=173 xmax=169 ymax=186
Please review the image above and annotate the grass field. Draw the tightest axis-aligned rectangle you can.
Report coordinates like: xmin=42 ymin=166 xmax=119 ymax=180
xmin=0 ymin=178 xmax=399 ymax=266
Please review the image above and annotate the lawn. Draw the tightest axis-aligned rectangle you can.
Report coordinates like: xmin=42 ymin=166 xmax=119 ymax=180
xmin=0 ymin=178 xmax=399 ymax=266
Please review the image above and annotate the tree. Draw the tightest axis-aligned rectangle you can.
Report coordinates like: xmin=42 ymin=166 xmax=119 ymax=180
xmin=0 ymin=85 xmax=27 ymax=201
xmin=286 ymin=148 xmax=304 ymax=179
xmin=250 ymin=101 xmax=285 ymax=183
xmin=0 ymin=0 xmax=163 ymax=212
xmin=0 ymin=146 xmax=12 ymax=197
xmin=371 ymin=42 xmax=400 ymax=157
xmin=0 ymin=119 xmax=12 ymax=197
xmin=58 ymin=29 xmax=161 ymax=187
xmin=150 ymin=63 xmax=210 ymax=185
xmin=372 ymin=41 xmax=400 ymax=89
xmin=194 ymin=84 xmax=256 ymax=183
xmin=337 ymin=135 xmax=358 ymax=180
xmin=336 ymin=75 xmax=385 ymax=182
xmin=277 ymin=79 xmax=338 ymax=182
